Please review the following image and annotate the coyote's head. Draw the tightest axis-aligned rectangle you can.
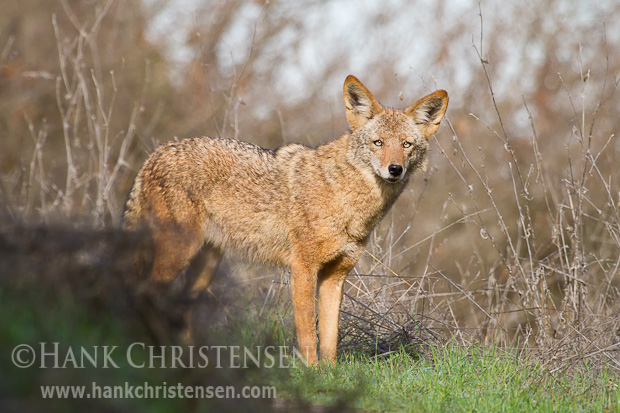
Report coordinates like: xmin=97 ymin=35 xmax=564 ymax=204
xmin=343 ymin=75 xmax=448 ymax=183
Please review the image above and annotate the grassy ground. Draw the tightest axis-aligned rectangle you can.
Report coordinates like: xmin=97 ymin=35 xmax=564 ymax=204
xmin=278 ymin=346 xmax=620 ymax=412
xmin=2 ymin=240 xmax=618 ymax=412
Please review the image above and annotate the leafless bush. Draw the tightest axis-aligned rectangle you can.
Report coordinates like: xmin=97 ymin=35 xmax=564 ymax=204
xmin=0 ymin=1 xmax=166 ymax=225
xmin=340 ymin=6 xmax=620 ymax=373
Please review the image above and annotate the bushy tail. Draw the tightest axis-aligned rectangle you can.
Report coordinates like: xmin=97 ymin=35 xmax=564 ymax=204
xmin=121 ymin=175 xmax=142 ymax=230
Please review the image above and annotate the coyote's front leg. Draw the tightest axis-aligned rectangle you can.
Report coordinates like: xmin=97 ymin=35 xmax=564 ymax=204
xmin=290 ymin=257 xmax=319 ymax=365
xmin=317 ymin=252 xmax=360 ymax=363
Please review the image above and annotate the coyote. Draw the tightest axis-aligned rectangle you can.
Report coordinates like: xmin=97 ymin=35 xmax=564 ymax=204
xmin=123 ymin=75 xmax=448 ymax=365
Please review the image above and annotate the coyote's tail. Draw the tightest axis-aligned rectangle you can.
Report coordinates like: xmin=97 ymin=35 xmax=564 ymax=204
xmin=121 ymin=175 xmax=142 ymax=230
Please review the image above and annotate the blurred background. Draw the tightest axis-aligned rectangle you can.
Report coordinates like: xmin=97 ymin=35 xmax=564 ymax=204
xmin=1 ymin=0 xmax=620 ymax=354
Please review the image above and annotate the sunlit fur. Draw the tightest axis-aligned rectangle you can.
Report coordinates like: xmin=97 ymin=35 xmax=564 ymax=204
xmin=123 ymin=75 xmax=449 ymax=365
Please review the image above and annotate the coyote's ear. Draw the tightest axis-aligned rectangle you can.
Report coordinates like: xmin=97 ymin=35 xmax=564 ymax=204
xmin=405 ymin=90 xmax=449 ymax=139
xmin=343 ymin=75 xmax=382 ymax=129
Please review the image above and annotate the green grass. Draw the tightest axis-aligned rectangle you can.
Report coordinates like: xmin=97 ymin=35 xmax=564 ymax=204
xmin=276 ymin=344 xmax=620 ymax=412
xmin=1 ymin=232 xmax=619 ymax=413
xmin=3 ymin=280 xmax=620 ymax=412
xmin=3 ymin=276 xmax=619 ymax=412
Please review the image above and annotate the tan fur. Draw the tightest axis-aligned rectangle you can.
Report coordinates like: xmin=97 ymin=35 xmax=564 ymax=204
xmin=123 ymin=75 xmax=449 ymax=365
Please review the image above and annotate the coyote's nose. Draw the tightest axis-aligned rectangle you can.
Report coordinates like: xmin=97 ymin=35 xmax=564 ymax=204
xmin=388 ymin=164 xmax=403 ymax=177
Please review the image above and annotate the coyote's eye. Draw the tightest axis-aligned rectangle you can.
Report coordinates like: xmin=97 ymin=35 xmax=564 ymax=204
xmin=403 ymin=141 xmax=412 ymax=149
xmin=373 ymin=139 xmax=383 ymax=147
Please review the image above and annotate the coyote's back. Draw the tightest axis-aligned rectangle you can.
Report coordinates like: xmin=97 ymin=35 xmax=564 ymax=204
xmin=123 ymin=75 xmax=449 ymax=365
xmin=124 ymin=137 xmax=298 ymax=266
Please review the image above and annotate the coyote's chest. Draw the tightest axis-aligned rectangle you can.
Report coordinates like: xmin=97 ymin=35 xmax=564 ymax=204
xmin=342 ymin=180 xmax=402 ymax=243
